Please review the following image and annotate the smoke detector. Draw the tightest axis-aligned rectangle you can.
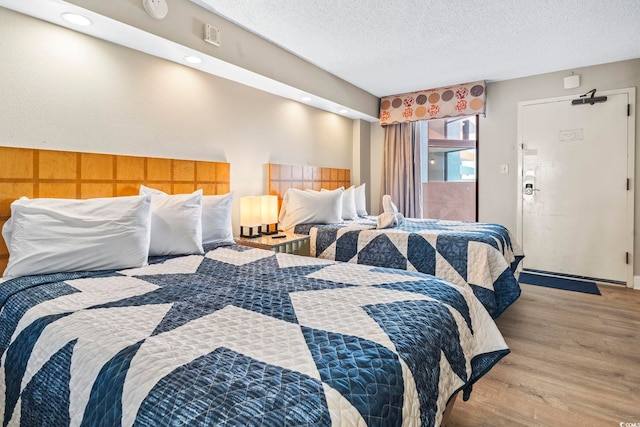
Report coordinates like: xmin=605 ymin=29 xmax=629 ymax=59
xmin=143 ymin=0 xmax=168 ymax=20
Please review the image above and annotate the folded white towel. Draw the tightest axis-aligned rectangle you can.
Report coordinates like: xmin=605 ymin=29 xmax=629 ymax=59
xmin=382 ymin=195 xmax=399 ymax=215
xmin=376 ymin=211 xmax=404 ymax=229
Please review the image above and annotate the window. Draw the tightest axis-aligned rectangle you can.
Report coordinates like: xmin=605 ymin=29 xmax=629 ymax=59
xmin=420 ymin=115 xmax=478 ymax=221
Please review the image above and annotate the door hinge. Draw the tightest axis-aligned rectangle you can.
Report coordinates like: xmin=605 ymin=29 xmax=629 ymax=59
xmin=628 ymin=104 xmax=631 ymax=117
xmin=626 ymin=252 xmax=630 ymax=265
xmin=627 ymin=178 xmax=631 ymax=191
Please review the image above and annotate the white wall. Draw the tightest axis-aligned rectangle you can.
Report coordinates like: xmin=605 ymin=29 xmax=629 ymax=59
xmin=480 ymin=59 xmax=640 ymax=270
xmin=64 ymin=0 xmax=379 ymax=119
xmin=0 ymin=8 xmax=354 ymax=233
xmin=4 ymin=7 xmax=638 ymax=271
xmin=369 ymin=59 xmax=640 ymax=271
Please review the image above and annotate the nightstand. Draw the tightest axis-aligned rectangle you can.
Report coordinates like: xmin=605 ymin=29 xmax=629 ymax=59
xmin=235 ymin=233 xmax=310 ymax=256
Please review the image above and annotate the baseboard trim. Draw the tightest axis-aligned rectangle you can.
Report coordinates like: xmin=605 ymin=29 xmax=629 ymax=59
xmin=633 ymin=276 xmax=640 ymax=290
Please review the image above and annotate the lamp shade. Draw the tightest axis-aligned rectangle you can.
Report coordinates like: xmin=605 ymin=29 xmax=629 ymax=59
xmin=261 ymin=195 xmax=279 ymax=224
xmin=240 ymin=196 xmax=262 ymax=227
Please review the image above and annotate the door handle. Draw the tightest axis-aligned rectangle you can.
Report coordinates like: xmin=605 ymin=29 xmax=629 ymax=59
xmin=524 ymin=183 xmax=540 ymax=196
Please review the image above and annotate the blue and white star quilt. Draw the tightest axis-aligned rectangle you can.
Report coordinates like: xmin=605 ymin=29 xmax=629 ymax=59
xmin=0 ymin=244 xmax=508 ymax=426
xmin=296 ymin=217 xmax=525 ymax=318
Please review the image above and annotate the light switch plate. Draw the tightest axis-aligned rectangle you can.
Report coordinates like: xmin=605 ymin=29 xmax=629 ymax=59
xmin=143 ymin=0 xmax=168 ymax=20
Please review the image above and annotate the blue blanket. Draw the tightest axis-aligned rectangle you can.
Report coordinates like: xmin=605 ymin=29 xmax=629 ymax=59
xmin=0 ymin=244 xmax=508 ymax=426
xmin=296 ymin=217 xmax=525 ymax=318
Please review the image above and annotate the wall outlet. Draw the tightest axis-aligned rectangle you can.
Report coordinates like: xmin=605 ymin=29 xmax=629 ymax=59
xmin=500 ymin=164 xmax=509 ymax=174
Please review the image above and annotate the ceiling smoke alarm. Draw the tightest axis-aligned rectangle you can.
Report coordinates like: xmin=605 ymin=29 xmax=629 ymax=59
xmin=143 ymin=0 xmax=168 ymax=20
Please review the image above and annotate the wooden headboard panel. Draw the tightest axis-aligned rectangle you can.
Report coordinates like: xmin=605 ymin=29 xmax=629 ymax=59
xmin=0 ymin=146 xmax=230 ymax=273
xmin=267 ymin=163 xmax=351 ymax=208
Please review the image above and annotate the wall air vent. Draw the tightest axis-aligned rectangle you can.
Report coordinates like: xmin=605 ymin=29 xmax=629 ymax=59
xmin=204 ymin=23 xmax=221 ymax=47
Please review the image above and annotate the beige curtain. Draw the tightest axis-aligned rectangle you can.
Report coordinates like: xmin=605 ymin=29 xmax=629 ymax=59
xmin=383 ymin=122 xmax=423 ymax=218
xmin=380 ymin=81 xmax=485 ymax=218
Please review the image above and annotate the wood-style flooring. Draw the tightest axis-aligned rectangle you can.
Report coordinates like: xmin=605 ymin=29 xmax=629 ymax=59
xmin=448 ymin=282 xmax=640 ymax=427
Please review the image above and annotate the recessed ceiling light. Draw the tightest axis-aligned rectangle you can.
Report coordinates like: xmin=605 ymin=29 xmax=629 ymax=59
xmin=184 ymin=55 xmax=203 ymax=64
xmin=338 ymin=108 xmax=349 ymax=114
xmin=301 ymin=96 xmax=312 ymax=102
xmin=61 ymin=12 xmax=92 ymax=26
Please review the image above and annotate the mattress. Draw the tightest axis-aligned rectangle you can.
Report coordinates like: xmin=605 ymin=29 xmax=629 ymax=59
xmin=295 ymin=217 xmax=525 ymax=318
xmin=0 ymin=243 xmax=509 ymax=426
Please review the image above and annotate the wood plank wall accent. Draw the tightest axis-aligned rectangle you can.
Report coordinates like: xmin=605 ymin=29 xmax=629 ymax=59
xmin=0 ymin=146 xmax=230 ymax=274
xmin=267 ymin=163 xmax=351 ymax=209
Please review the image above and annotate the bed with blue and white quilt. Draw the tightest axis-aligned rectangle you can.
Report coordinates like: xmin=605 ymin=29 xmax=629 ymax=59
xmin=0 ymin=244 xmax=509 ymax=427
xmin=295 ymin=217 xmax=525 ymax=319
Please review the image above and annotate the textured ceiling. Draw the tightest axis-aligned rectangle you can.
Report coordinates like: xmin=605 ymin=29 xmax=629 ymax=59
xmin=191 ymin=0 xmax=640 ymax=97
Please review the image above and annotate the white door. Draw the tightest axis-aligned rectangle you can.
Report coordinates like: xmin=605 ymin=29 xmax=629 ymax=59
xmin=518 ymin=89 xmax=634 ymax=285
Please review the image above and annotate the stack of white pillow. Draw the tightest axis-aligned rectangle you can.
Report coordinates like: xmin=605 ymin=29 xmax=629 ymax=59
xmin=2 ymin=187 xmax=234 ymax=278
xmin=278 ymin=183 xmax=367 ymax=232
xmin=139 ymin=186 xmax=233 ymax=256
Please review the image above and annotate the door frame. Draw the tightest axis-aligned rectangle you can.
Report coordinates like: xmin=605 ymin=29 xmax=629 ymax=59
xmin=516 ymin=87 xmax=636 ymax=288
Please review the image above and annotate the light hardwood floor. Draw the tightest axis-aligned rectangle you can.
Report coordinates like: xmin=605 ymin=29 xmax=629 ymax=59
xmin=449 ymin=282 xmax=640 ymax=427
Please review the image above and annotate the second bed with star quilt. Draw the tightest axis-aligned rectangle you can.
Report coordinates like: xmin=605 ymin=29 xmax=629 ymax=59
xmin=0 ymin=243 xmax=509 ymax=427
xmin=295 ymin=217 xmax=525 ymax=318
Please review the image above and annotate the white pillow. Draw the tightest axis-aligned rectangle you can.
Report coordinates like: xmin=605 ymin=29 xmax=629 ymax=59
xmin=2 ymin=195 xmax=152 ymax=278
xmin=139 ymin=186 xmax=233 ymax=245
xmin=279 ymin=188 xmax=343 ymax=224
xmin=201 ymin=192 xmax=234 ymax=245
xmin=382 ymin=194 xmax=399 ymax=215
xmin=321 ymin=186 xmax=357 ymax=220
xmin=278 ymin=188 xmax=343 ymax=232
xmin=354 ymin=183 xmax=368 ymax=216
xmin=139 ymin=186 xmax=203 ymax=256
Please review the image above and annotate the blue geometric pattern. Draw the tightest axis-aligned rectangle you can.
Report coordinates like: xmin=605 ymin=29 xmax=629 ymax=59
xmin=20 ymin=340 xmax=75 ymax=427
xmin=135 ymin=347 xmax=332 ymax=427
xmin=0 ymin=244 xmax=509 ymax=426
xmin=364 ymin=300 xmax=467 ymax=427
xmin=375 ymin=278 xmax=473 ymax=333
xmin=91 ymin=256 xmax=350 ymax=334
xmin=3 ymin=313 xmax=70 ymax=427
xmin=82 ymin=341 xmax=144 ymax=427
xmin=358 ymin=235 xmax=407 ymax=270
xmin=303 ymin=327 xmax=404 ymax=426
xmin=0 ymin=281 xmax=78 ymax=359
xmin=298 ymin=217 xmax=525 ymax=318
xmin=407 ymin=234 xmax=436 ymax=274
